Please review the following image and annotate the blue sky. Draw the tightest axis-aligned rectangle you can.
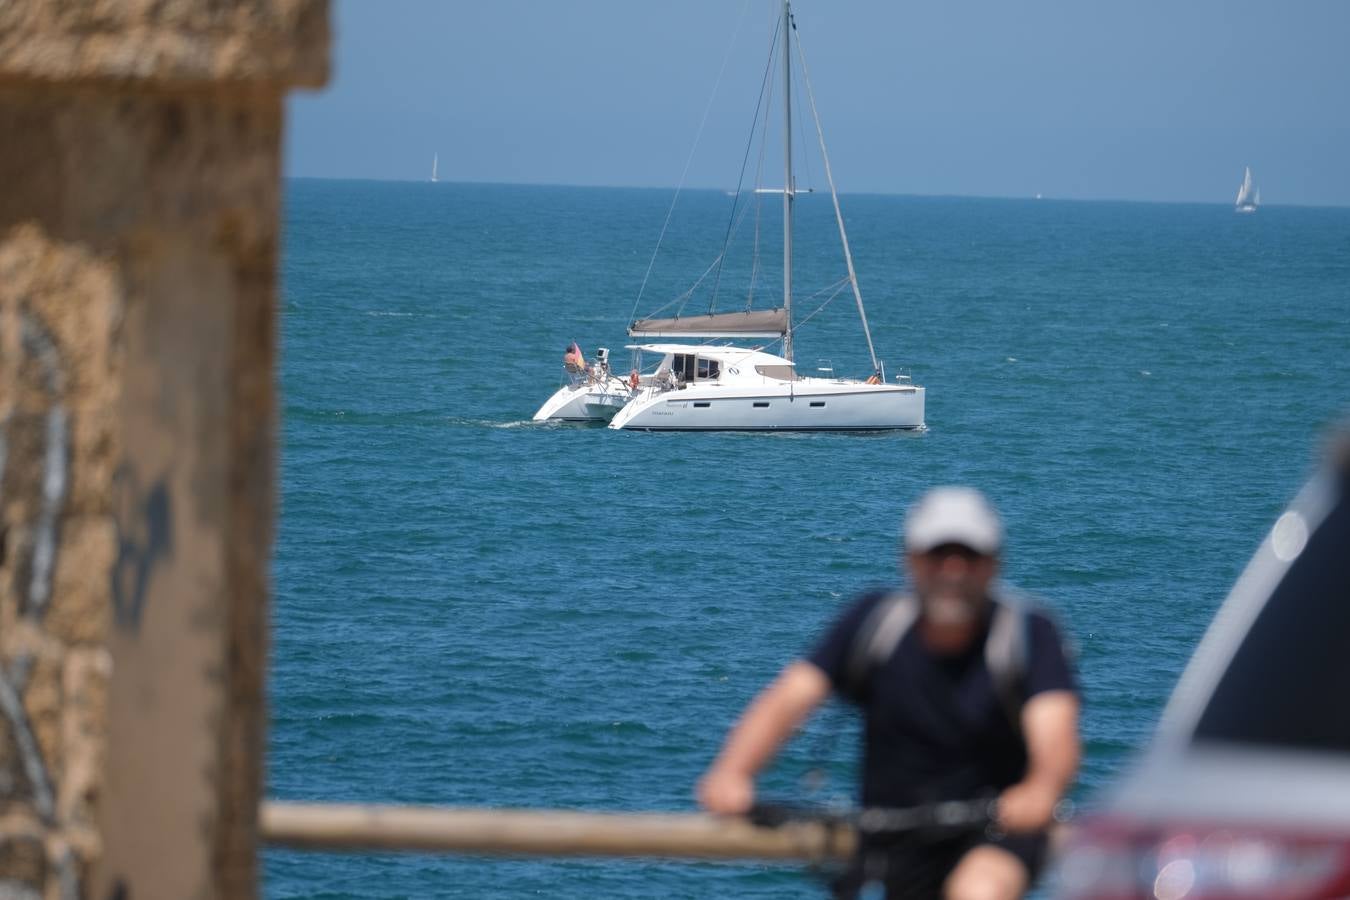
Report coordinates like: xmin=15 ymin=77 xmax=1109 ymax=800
xmin=286 ymin=0 xmax=1350 ymax=207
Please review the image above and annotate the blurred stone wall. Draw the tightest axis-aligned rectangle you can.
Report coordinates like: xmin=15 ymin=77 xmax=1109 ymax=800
xmin=0 ymin=3 xmax=327 ymax=898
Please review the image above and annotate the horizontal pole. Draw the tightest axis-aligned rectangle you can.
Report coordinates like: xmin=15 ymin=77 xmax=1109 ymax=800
xmin=260 ymin=803 xmax=855 ymax=863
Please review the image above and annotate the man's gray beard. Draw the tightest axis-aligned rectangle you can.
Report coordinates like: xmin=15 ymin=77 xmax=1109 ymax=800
xmin=920 ymin=578 xmax=983 ymax=627
xmin=923 ymin=592 xmax=977 ymax=627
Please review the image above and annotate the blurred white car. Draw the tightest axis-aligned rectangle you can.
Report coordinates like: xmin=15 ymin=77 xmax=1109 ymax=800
xmin=1056 ymin=437 xmax=1350 ymax=899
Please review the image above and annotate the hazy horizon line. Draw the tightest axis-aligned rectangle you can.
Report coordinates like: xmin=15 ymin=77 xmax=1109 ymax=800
xmin=284 ymin=175 xmax=1348 ymax=211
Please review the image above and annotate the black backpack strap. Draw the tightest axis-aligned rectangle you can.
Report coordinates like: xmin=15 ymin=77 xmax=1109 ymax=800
xmin=844 ymin=593 xmax=919 ymax=696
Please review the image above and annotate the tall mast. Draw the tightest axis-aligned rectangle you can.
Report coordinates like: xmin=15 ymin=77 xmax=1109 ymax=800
xmin=781 ymin=0 xmax=794 ymax=362
xmin=791 ymin=9 xmax=883 ymax=376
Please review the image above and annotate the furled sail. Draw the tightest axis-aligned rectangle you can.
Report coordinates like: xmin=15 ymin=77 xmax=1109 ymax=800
xmin=628 ymin=308 xmax=788 ymax=338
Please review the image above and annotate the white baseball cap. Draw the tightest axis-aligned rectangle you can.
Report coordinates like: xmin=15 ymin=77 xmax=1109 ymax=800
xmin=904 ymin=486 xmax=1003 ymax=556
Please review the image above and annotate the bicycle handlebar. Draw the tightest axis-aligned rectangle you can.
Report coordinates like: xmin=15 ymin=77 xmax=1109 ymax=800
xmin=749 ymin=798 xmax=995 ymax=838
xmin=749 ymin=796 xmax=1076 ymax=841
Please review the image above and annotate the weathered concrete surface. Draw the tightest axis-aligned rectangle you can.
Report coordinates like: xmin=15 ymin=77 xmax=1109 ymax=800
xmin=0 ymin=227 xmax=112 ymax=900
xmin=0 ymin=2 xmax=327 ymax=898
xmin=0 ymin=0 xmax=328 ymax=87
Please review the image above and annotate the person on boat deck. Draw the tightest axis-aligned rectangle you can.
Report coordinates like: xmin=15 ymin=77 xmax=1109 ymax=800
xmin=563 ymin=341 xmax=586 ymax=374
xmin=698 ymin=487 xmax=1080 ymax=900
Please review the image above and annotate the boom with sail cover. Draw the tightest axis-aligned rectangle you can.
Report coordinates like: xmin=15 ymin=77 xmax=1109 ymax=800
xmin=628 ymin=308 xmax=788 ymax=339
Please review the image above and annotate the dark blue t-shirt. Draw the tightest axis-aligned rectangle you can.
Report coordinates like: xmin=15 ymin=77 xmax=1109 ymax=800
xmin=807 ymin=588 xmax=1078 ymax=807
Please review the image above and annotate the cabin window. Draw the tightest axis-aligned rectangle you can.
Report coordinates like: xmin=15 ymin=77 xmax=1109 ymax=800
xmin=696 ymin=358 xmax=720 ymax=380
xmin=693 ymin=401 xmax=710 ymax=408
xmin=753 ymin=401 xmax=770 ymax=408
xmin=754 ymin=365 xmax=796 ymax=381
xmin=673 ymin=354 xmax=697 ymax=382
xmin=810 ymin=401 xmax=826 ymax=408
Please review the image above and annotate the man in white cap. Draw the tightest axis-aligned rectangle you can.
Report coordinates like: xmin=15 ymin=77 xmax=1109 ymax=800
xmin=698 ymin=487 xmax=1080 ymax=899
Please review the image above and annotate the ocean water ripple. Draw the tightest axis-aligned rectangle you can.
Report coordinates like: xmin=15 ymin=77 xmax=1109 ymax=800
xmin=269 ymin=181 xmax=1350 ymax=898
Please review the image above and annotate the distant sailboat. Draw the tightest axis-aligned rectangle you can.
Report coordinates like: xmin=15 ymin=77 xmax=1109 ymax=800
xmin=430 ymin=152 xmax=439 ymax=183
xmin=1235 ymin=166 xmax=1258 ymax=213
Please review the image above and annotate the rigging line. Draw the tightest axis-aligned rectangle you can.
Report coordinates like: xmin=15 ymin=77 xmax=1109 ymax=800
xmin=631 ymin=0 xmax=756 ymax=325
xmin=745 ymin=57 xmax=777 ymax=313
xmin=709 ymin=13 xmax=783 ymax=315
xmin=793 ymin=20 xmax=882 ymax=374
xmin=745 ymin=182 xmax=763 ymax=311
xmin=792 ymin=38 xmax=815 ymax=192
xmin=743 ymin=0 xmax=781 ymax=314
xmin=674 ymin=193 xmax=761 ymax=318
xmin=788 ymin=277 xmax=851 ymax=333
xmin=676 ymin=255 xmax=725 ymax=315
xmin=644 ymin=250 xmax=731 ymax=320
xmin=657 ymin=182 xmax=763 ymax=323
xmin=801 ymin=274 xmax=851 ymax=304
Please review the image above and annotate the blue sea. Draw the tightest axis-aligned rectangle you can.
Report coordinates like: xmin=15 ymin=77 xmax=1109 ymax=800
xmin=266 ymin=179 xmax=1350 ymax=898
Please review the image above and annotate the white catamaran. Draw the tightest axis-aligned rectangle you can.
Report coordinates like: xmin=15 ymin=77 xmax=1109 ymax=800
xmin=607 ymin=0 xmax=924 ymax=431
xmin=1235 ymin=166 xmax=1259 ymax=214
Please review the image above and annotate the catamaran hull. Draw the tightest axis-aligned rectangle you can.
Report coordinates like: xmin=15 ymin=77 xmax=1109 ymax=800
xmin=532 ymin=379 xmax=631 ymax=423
xmin=608 ymin=384 xmax=924 ymax=431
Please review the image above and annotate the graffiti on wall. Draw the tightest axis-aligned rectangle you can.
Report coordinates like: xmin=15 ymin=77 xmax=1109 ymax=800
xmin=0 ymin=311 xmax=74 ymax=899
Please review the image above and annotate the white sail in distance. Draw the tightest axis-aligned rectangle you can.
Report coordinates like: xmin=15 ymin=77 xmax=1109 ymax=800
xmin=1235 ymin=166 xmax=1258 ymax=212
